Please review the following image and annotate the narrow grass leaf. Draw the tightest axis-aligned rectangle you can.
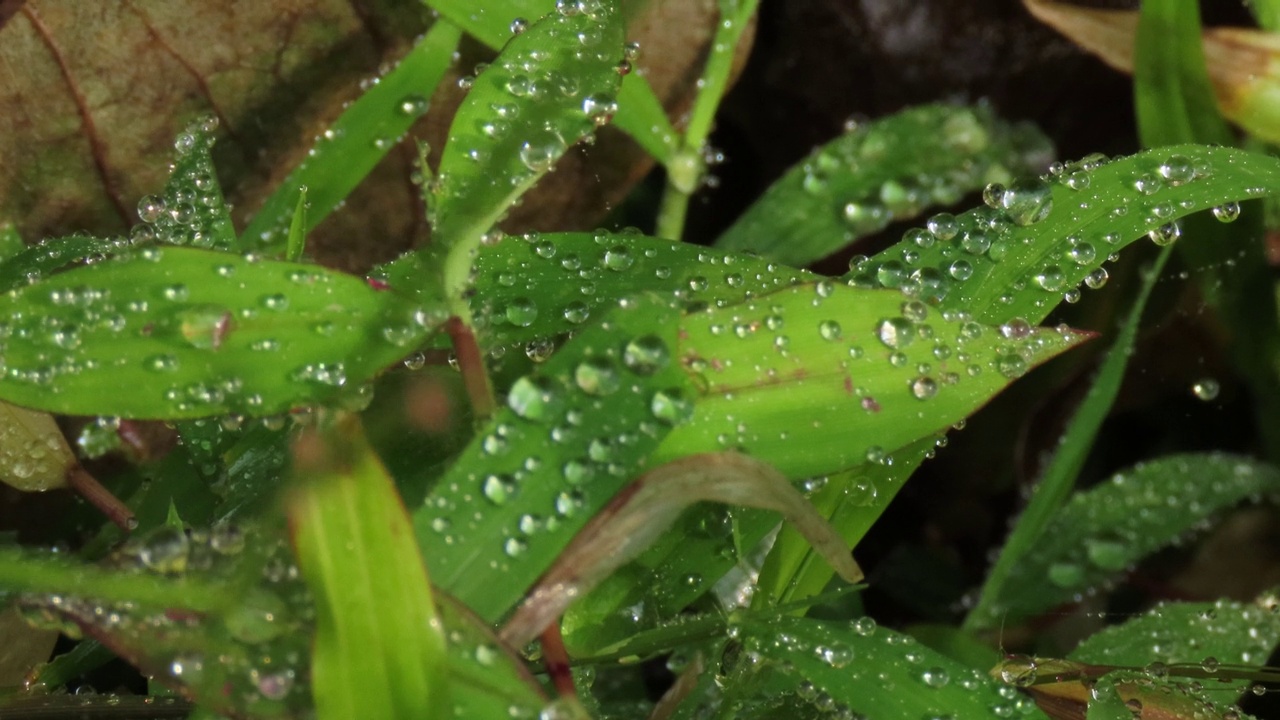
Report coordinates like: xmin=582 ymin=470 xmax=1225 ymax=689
xmin=435 ymin=593 xmax=548 ymax=718
xmin=285 ymin=187 xmax=307 ymax=263
xmin=422 ymin=2 xmax=624 ymax=305
xmin=856 ymin=145 xmax=1280 ymax=326
xmin=286 ymin=414 xmax=446 ymax=720
xmin=0 ymin=223 xmax=23 ymax=263
xmin=964 ymin=245 xmax=1172 ymax=631
xmin=715 ymin=104 xmax=1052 ymax=266
xmin=0 ymin=234 xmax=127 ymax=295
xmin=414 ymin=293 xmax=694 ymax=623
xmin=425 ymin=0 xmax=676 ymax=162
xmin=970 ymin=454 xmax=1280 ymax=628
xmin=500 ymin=451 xmax=862 ymax=648
xmin=472 ymin=231 xmax=814 ymax=348
xmin=1134 ymin=0 xmax=1233 ymax=147
xmin=706 ymin=616 xmax=1050 ymax=720
xmin=240 ymin=22 xmax=461 ymax=253
xmin=0 ymin=247 xmax=438 ymax=418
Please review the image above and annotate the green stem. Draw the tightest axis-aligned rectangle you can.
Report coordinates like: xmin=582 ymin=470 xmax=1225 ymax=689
xmin=654 ymin=0 xmax=760 ymax=240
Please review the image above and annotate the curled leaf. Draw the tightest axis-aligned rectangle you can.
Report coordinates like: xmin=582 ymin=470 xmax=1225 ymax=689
xmin=499 ymin=451 xmax=862 ymax=648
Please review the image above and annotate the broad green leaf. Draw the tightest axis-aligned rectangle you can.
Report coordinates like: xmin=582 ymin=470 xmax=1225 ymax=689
xmin=0 ymin=247 xmax=439 ymax=418
xmin=471 ymin=231 xmax=814 ymax=348
xmin=964 ymin=245 xmax=1173 ymax=631
xmin=652 ymin=280 xmax=1088 ymax=479
xmin=286 ymin=414 xmax=446 ymax=720
xmin=854 ymin=144 xmax=1280 ymax=325
xmin=1135 ymin=0 xmax=1233 ymax=147
xmin=241 ymin=22 xmax=462 ymax=253
xmin=415 ymin=293 xmax=694 ymax=623
xmin=421 ymin=2 xmax=625 ymax=306
xmin=424 ymin=0 xmax=676 ymax=163
xmin=695 ymin=616 xmax=1050 ymax=720
xmin=969 ymin=454 xmax=1280 ymax=629
xmin=715 ymin=104 xmax=1052 ymax=266
xmin=1070 ymin=599 xmax=1280 ymax=690
xmin=1085 ymin=676 xmax=1134 ymax=720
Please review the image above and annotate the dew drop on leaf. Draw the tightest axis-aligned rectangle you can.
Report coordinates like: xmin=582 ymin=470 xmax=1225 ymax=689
xmin=622 ymin=335 xmax=669 ymax=375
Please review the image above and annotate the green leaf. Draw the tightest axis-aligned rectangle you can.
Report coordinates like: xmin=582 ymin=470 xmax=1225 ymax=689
xmin=0 ymin=234 xmax=127 ymax=295
xmin=421 ymin=2 xmax=625 ymax=307
xmin=424 ymin=0 xmax=676 ymax=163
xmin=715 ymin=103 xmax=1052 ymax=266
xmin=1086 ymin=674 xmax=1140 ymax=720
xmin=415 ymin=293 xmax=694 ymax=623
xmin=964 ymin=245 xmax=1173 ymax=630
xmin=240 ymin=22 xmax=462 ymax=253
xmin=1250 ymin=0 xmax=1280 ymax=31
xmin=435 ymin=594 xmax=548 ymax=718
xmin=0 ymin=524 xmax=316 ymax=717
xmin=1070 ymin=599 xmax=1280 ymax=691
xmin=0 ymin=247 xmax=438 ymax=418
xmin=285 ymin=187 xmax=308 ymax=263
xmin=854 ymin=144 xmax=1280 ymax=325
xmin=0 ymin=224 xmax=23 ymax=264
xmin=471 ymin=231 xmax=814 ymax=348
xmin=652 ymin=280 xmax=1088 ymax=479
xmin=971 ymin=454 xmax=1280 ymax=628
xmin=707 ymin=616 xmax=1050 ymax=720
xmin=286 ymin=414 xmax=446 ymax=720
xmin=133 ymin=117 xmax=236 ymax=251
xmin=1135 ymin=0 xmax=1233 ymax=147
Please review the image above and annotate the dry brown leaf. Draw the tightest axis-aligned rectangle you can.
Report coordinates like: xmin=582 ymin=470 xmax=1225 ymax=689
xmin=0 ymin=0 xmax=744 ymax=272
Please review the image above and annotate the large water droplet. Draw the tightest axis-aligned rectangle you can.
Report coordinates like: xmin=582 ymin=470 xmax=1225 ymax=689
xmin=505 ymin=297 xmax=539 ymax=327
xmin=876 ymin=317 xmax=914 ymax=349
xmin=507 ymin=375 xmax=562 ymax=421
xmin=623 ymin=335 xmax=669 ymax=375
xmin=574 ymin=357 xmax=620 ymax=396
xmin=651 ymin=387 xmax=694 ymax=425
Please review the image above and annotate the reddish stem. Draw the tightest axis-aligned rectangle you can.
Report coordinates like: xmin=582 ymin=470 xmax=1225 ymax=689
xmin=445 ymin=316 xmax=496 ymax=420
xmin=539 ymin=623 xmax=577 ymax=698
xmin=65 ymin=465 xmax=135 ymax=532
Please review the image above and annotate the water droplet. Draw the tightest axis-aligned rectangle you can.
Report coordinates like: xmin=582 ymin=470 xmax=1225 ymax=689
xmin=1158 ymin=154 xmax=1196 ymax=185
xmin=1084 ymin=268 xmax=1109 ymax=289
xmin=505 ymin=297 xmax=539 ymax=327
xmin=1149 ymin=221 xmax=1181 ymax=247
xmin=137 ymin=195 xmax=165 ymax=223
xmin=996 ymin=353 xmax=1028 ymax=379
xmin=651 ymin=388 xmax=694 ymax=425
xmin=562 ymin=459 xmax=595 ymax=485
xmin=1033 ymin=265 xmax=1065 ymax=292
xmin=921 ymin=667 xmax=950 ymax=688
xmin=138 ymin=526 xmax=190 ymax=573
xmin=1192 ymin=378 xmax=1220 ymax=401
xmin=926 ymin=213 xmax=958 ymax=241
xmin=507 ymin=376 xmax=562 ymax=421
xmin=563 ymin=301 xmax=590 ymax=324
xmin=818 ymin=320 xmax=842 ymax=341
xmin=851 ymin=616 xmax=876 ymax=636
xmin=992 ymin=179 xmax=1054 ymax=226
xmin=876 ymin=317 xmax=914 ymax=349
xmin=911 ymin=377 xmax=937 ymax=400
xmin=574 ymin=357 xmax=620 ymax=396
xmin=510 ymin=17 xmax=529 ymax=34
xmin=603 ymin=245 xmax=633 ymax=271
xmin=623 ymin=335 xmax=669 ymax=375
xmin=948 ymin=260 xmax=973 ymax=281
xmin=1048 ymin=561 xmax=1083 ymax=587
xmin=483 ymin=474 xmax=517 ymax=504
xmin=1212 ymin=201 xmax=1241 ymax=223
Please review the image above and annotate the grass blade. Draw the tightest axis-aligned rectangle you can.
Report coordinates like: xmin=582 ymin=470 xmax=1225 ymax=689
xmin=287 ymin=414 xmax=446 ymax=720
xmin=963 ymin=245 xmax=1172 ymax=630
xmin=715 ymin=104 xmax=1051 ymax=266
xmin=240 ymin=22 xmax=461 ymax=252
xmin=969 ymin=454 xmax=1280 ymax=629
xmin=1134 ymin=0 xmax=1233 ymax=147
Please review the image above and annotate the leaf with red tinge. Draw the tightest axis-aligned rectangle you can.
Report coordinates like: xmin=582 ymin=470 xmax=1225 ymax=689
xmin=500 ymin=451 xmax=862 ymax=648
xmin=287 ymin=413 xmax=447 ymax=720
